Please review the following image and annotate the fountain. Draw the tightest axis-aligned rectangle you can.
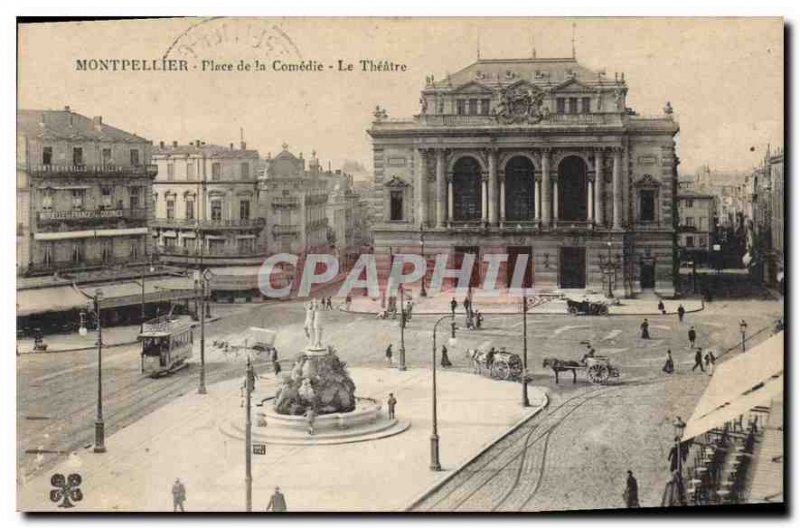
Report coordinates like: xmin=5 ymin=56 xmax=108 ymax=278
xmin=221 ymin=300 xmax=409 ymax=445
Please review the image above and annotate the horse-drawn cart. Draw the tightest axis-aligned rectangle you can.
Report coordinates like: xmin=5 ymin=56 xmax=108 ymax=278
xmin=542 ymin=356 xmax=620 ymax=385
xmin=467 ymin=347 xmax=525 ymax=381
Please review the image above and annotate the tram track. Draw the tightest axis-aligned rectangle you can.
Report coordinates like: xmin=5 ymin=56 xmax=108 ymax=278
xmin=414 ymin=376 xmax=672 ymax=512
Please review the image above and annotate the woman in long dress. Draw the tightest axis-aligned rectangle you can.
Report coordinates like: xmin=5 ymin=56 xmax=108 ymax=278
xmin=440 ymin=345 xmax=452 ymax=367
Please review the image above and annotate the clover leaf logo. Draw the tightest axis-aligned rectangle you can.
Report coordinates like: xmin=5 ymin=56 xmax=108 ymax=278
xmin=50 ymin=473 xmax=83 ymax=508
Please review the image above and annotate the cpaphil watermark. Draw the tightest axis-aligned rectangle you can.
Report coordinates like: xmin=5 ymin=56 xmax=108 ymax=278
xmin=257 ymin=251 xmax=538 ymax=299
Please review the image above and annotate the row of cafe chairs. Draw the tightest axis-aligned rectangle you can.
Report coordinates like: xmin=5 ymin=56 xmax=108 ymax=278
xmin=678 ymin=413 xmax=763 ymax=505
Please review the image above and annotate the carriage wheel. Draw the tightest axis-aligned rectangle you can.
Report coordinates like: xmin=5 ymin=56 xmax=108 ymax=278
xmin=568 ymin=305 xmax=578 ymax=315
xmin=599 ymin=305 xmax=609 ymax=316
xmin=493 ymin=361 xmax=511 ymax=380
xmin=587 ymin=364 xmax=609 ymax=384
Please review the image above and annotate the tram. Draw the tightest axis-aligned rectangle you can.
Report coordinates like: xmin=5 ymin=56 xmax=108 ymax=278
xmin=139 ymin=315 xmax=194 ymax=377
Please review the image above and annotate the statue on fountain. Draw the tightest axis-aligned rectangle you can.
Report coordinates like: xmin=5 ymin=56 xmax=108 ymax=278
xmin=274 ymin=302 xmax=356 ymax=416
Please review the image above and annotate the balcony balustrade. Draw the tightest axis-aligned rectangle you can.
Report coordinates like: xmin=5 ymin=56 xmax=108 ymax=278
xmin=21 ymin=163 xmax=158 ymax=177
xmin=157 ymin=244 xmax=268 ymax=258
xmin=151 ymin=217 xmax=266 ymax=230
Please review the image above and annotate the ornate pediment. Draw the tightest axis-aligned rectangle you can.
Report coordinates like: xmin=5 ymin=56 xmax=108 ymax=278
xmin=552 ymin=77 xmax=594 ymax=93
xmin=495 ymin=83 xmax=547 ymax=125
xmin=384 ymin=175 xmax=409 ymax=188
xmin=635 ymin=174 xmax=661 ymax=187
xmin=451 ymin=81 xmax=494 ymax=94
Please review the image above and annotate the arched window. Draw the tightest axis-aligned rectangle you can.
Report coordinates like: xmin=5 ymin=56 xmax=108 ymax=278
xmin=504 ymin=156 xmax=535 ymax=221
xmin=557 ymin=156 xmax=588 ymax=221
xmin=452 ymin=157 xmax=482 ymax=221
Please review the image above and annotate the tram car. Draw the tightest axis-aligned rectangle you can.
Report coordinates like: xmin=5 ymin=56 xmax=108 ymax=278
xmin=139 ymin=315 xmax=194 ymax=377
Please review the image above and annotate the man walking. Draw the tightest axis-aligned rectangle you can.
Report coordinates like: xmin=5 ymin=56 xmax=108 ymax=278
xmin=623 ymin=470 xmax=640 ymax=508
xmin=691 ymin=347 xmax=705 ymax=373
xmin=450 ymin=298 xmax=457 ymax=316
xmin=387 ymin=393 xmax=397 ymax=419
xmin=640 ymin=318 xmax=650 ymax=339
xmin=171 ymin=478 xmax=186 ymax=512
xmin=677 ymin=304 xmax=686 ymax=322
xmin=688 ymin=326 xmax=697 ymax=347
xmin=657 ymin=300 xmax=666 ymax=315
xmin=385 ymin=344 xmax=393 ymax=366
xmin=266 ymin=486 xmax=287 ymax=512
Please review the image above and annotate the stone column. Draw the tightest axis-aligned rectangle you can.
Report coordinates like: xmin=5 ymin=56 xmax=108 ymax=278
xmin=612 ymin=148 xmax=623 ymax=229
xmin=594 ymin=149 xmax=605 ymax=226
xmin=534 ymin=177 xmax=541 ymax=221
xmin=541 ymin=150 xmax=551 ymax=227
xmin=487 ymin=149 xmax=498 ymax=225
xmin=416 ymin=149 xmax=428 ymax=226
xmin=481 ymin=173 xmax=488 ymax=224
xmin=499 ymin=174 xmax=506 ymax=225
xmin=435 ymin=149 xmax=446 ymax=228
xmin=587 ymin=177 xmax=594 ymax=222
xmin=553 ymin=178 xmax=560 ymax=221
xmin=447 ymin=174 xmax=454 ymax=224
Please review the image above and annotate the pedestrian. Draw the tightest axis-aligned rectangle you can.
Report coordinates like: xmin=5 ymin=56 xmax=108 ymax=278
xmin=273 ymin=359 xmax=282 ymax=377
xmin=450 ymin=298 xmax=457 ymax=316
xmin=463 ymin=296 xmax=471 ymax=316
xmin=704 ymin=350 xmax=716 ymax=376
xmin=465 ymin=311 xmax=475 ymax=330
xmin=662 ymin=349 xmax=674 ymax=374
xmin=440 ymin=345 xmax=452 ymax=367
xmin=623 ymin=470 xmax=640 ymax=508
xmin=385 ymin=344 xmax=393 ymax=366
xmin=475 ymin=310 xmax=483 ymax=329
xmin=345 ymin=294 xmax=352 ymax=310
xmin=691 ymin=347 xmax=705 ymax=373
xmin=306 ymin=406 xmax=317 ymax=435
xmin=486 ymin=347 xmax=496 ymax=370
xmin=688 ymin=326 xmax=697 ymax=347
xmin=171 ymin=478 xmax=186 ymax=512
xmin=677 ymin=304 xmax=686 ymax=322
xmin=266 ymin=486 xmax=287 ymax=512
xmin=658 ymin=300 xmax=665 ymax=315
xmin=640 ymin=318 xmax=650 ymax=339
xmin=406 ymin=300 xmax=413 ymax=320
xmin=387 ymin=393 xmax=397 ymax=419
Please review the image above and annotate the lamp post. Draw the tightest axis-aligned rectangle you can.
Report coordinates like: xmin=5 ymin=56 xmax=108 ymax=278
xmin=79 ymin=289 xmax=106 ymax=453
xmin=521 ymin=293 xmax=530 ymax=407
xmin=673 ymin=416 xmax=687 ymax=504
xmin=244 ymin=356 xmax=255 ymax=512
xmin=196 ymin=268 xmax=213 ymax=395
xmin=431 ymin=314 xmax=457 ymax=471
xmin=739 ymin=319 xmax=748 ymax=352
xmin=419 ymin=223 xmax=427 ymax=297
xmin=140 ymin=255 xmax=155 ymax=334
xmin=399 ymin=283 xmax=407 ymax=371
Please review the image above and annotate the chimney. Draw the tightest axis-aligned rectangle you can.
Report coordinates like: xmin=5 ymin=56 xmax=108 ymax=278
xmin=230 ymin=143 xmax=234 ymax=150
xmin=240 ymin=141 xmax=247 ymax=150
xmin=92 ymin=116 xmax=102 ymax=126
xmin=195 ymin=139 xmax=200 ymax=147
xmin=172 ymin=140 xmax=178 ymax=148
xmin=159 ymin=141 xmax=165 ymax=149
xmin=64 ymin=105 xmax=71 ymax=112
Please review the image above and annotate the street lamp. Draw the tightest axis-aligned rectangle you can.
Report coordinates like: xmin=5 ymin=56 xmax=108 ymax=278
xmin=521 ymin=293 xmax=530 ymax=407
xmin=419 ymin=223 xmax=427 ymax=297
xmin=399 ymin=284 xmax=407 ymax=371
xmin=673 ymin=416 xmax=687 ymax=503
xmin=243 ymin=356 xmax=256 ymax=512
xmin=740 ymin=319 xmax=748 ymax=352
xmin=196 ymin=268 xmax=213 ymax=395
xmin=431 ymin=314 xmax=457 ymax=471
xmin=79 ymin=288 xmax=106 ymax=453
xmin=140 ymin=255 xmax=155 ymax=334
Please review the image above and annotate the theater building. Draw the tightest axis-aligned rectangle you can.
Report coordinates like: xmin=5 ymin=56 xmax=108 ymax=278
xmin=367 ymin=56 xmax=680 ymax=296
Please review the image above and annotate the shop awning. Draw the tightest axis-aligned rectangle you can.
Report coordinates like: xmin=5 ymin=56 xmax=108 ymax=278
xmin=682 ymin=332 xmax=784 ymax=441
xmin=17 ymin=285 xmax=89 ymax=316
xmin=33 ymin=227 xmax=148 ymax=241
xmin=94 ymin=277 xmax=196 ymax=309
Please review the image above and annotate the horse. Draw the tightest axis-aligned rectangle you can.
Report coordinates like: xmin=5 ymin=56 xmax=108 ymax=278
xmin=542 ymin=357 xmax=581 ymax=384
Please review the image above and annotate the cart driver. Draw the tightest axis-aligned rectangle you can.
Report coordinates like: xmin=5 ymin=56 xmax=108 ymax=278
xmin=486 ymin=347 xmax=497 ymax=370
xmin=580 ymin=344 xmax=596 ymax=365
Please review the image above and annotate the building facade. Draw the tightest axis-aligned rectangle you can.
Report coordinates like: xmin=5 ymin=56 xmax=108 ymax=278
xmin=151 ymin=141 xmax=266 ymax=301
xmin=368 ymin=57 xmax=680 ymax=296
xmin=17 ymin=107 xmax=156 ymax=277
xmin=259 ymin=145 xmax=329 ymax=256
xmin=677 ymin=192 xmax=715 ymax=263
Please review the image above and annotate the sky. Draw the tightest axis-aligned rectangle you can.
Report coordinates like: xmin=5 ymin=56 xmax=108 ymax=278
xmin=17 ymin=17 xmax=783 ymax=178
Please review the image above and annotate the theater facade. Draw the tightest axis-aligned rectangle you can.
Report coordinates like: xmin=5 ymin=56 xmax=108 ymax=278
xmin=367 ymin=56 xmax=680 ymax=296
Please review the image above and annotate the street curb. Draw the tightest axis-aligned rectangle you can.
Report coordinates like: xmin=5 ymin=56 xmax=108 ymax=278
xmin=402 ymin=390 xmax=551 ymax=512
xmin=340 ymin=305 xmax=706 ymax=318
